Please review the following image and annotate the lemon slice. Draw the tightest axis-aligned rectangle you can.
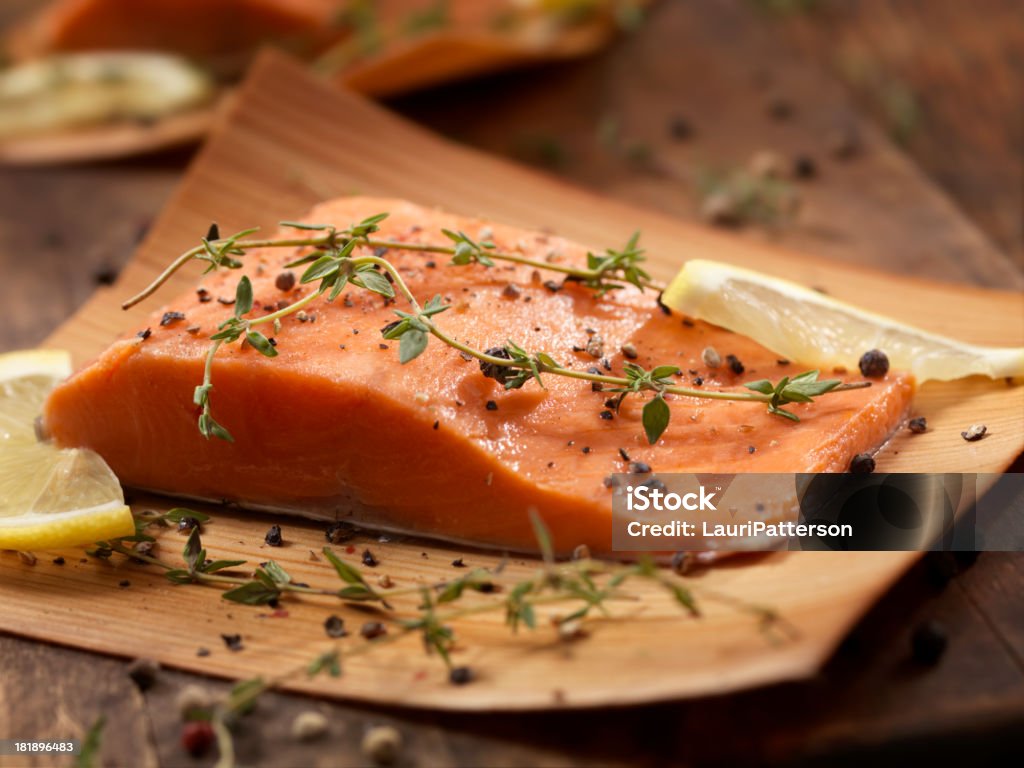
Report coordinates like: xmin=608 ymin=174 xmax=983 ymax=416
xmin=0 ymin=349 xmax=134 ymax=551
xmin=0 ymin=52 xmax=214 ymax=141
xmin=661 ymin=259 xmax=1024 ymax=382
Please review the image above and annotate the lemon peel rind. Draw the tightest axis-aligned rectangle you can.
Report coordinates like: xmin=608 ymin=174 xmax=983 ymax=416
xmin=0 ymin=503 xmax=134 ymax=551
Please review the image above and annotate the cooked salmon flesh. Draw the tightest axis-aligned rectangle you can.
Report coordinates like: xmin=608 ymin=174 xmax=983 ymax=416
xmin=43 ymin=198 xmax=913 ymax=554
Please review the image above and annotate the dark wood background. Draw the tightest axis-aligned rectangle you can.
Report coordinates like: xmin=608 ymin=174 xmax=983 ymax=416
xmin=1 ymin=1 xmax=1022 ymax=765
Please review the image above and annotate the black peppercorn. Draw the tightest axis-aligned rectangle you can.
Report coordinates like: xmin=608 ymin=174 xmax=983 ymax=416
xmin=274 ymin=271 xmax=296 ymax=291
xmin=656 ymin=293 xmax=672 ymax=316
xmin=177 ymin=516 xmax=200 ymax=533
xmin=479 ymin=346 xmax=515 ymax=384
xmin=850 ymin=453 xmax=875 ymax=474
xmin=858 ymin=349 xmax=889 ymax=378
xmin=324 ymin=615 xmax=347 ymax=638
xmin=127 ymin=658 xmax=159 ymax=691
xmin=264 ymin=525 xmax=283 ymax=547
xmin=362 ymin=549 xmax=379 ymax=567
xmin=671 ymin=551 xmax=693 ymax=575
xmin=726 ymin=354 xmax=745 ymax=375
xmin=793 ymin=155 xmax=817 ymax=179
xmin=93 ymin=264 xmax=119 ymax=286
xmin=449 ymin=666 xmax=474 ymax=685
xmin=908 ymin=416 xmax=928 ymax=434
xmin=325 ymin=521 xmax=356 ymax=544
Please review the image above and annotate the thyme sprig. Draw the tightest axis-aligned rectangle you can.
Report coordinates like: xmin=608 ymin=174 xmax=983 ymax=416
xmin=94 ymin=511 xmax=787 ymax=640
xmin=124 ymin=213 xmax=870 ymax=444
xmin=743 ymin=370 xmax=845 ymax=422
xmin=121 ymin=214 xmax=659 ymax=311
xmin=91 ymin=509 xmax=794 ymax=766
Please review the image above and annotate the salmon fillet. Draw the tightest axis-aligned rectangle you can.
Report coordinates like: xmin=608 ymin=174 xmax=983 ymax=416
xmin=6 ymin=0 xmax=519 ymax=64
xmin=43 ymin=198 xmax=914 ymax=555
xmin=6 ymin=0 xmax=342 ymax=64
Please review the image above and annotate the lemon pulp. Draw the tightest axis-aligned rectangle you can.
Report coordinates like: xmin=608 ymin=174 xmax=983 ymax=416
xmin=0 ymin=350 xmax=134 ymax=551
xmin=661 ymin=259 xmax=1024 ymax=382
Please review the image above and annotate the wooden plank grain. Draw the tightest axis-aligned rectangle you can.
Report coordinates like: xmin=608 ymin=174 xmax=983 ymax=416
xmin=0 ymin=503 xmax=922 ymax=712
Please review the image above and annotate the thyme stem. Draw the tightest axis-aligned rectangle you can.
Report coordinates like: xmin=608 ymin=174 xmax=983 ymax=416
xmin=123 ymin=237 xmax=332 ymax=310
xmin=106 ymin=539 xmax=431 ymax=600
xmin=362 ymin=237 xmax=662 ymax=287
xmin=248 ymin=289 xmax=321 ymax=327
xmin=122 ymin=230 xmax=662 ymax=311
xmin=421 ymin=323 xmax=867 ymax=401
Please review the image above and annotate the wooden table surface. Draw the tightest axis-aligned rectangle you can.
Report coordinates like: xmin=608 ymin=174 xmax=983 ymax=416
xmin=1 ymin=1 xmax=1022 ymax=766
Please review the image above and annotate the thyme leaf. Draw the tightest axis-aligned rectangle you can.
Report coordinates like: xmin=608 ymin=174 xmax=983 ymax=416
xmin=222 ymin=580 xmax=280 ymax=605
xmin=642 ymin=394 xmax=671 ymax=444
xmin=323 ymin=546 xmax=390 ymax=607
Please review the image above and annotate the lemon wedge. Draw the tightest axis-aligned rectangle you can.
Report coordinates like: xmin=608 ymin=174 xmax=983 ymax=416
xmin=0 ymin=52 xmax=214 ymax=141
xmin=0 ymin=349 xmax=134 ymax=551
xmin=661 ymin=259 xmax=1024 ymax=382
